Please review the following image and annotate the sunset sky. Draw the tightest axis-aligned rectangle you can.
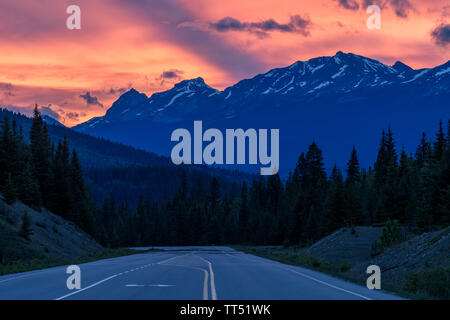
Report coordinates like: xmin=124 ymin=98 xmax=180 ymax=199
xmin=0 ymin=0 xmax=449 ymax=126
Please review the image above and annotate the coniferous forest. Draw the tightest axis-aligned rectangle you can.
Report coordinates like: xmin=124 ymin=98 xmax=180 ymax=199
xmin=0 ymin=108 xmax=448 ymax=247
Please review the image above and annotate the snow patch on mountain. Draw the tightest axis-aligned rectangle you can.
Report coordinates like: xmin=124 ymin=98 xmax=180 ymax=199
xmin=435 ymin=67 xmax=450 ymax=77
xmin=331 ymin=65 xmax=348 ymax=79
xmin=168 ymin=90 xmax=190 ymax=107
xmin=311 ymin=64 xmax=325 ymax=73
xmin=308 ymin=81 xmax=331 ymax=93
xmin=402 ymin=69 xmax=429 ymax=83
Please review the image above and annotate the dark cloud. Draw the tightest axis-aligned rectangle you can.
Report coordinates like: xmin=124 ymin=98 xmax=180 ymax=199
xmin=443 ymin=5 xmax=450 ymax=18
xmin=352 ymin=0 xmax=413 ymax=18
xmin=0 ymin=82 xmax=15 ymax=99
xmin=155 ymin=69 xmax=184 ymax=86
xmin=79 ymin=91 xmax=104 ymax=108
xmin=362 ymin=0 xmax=384 ymax=8
xmin=431 ymin=23 xmax=450 ymax=47
xmin=335 ymin=0 xmax=359 ymax=11
xmin=161 ymin=69 xmax=183 ymax=79
xmin=40 ymin=104 xmax=61 ymax=120
xmin=66 ymin=112 xmax=79 ymax=121
xmin=209 ymin=15 xmax=312 ymax=38
xmin=0 ymin=82 xmax=13 ymax=91
xmin=1 ymin=104 xmax=29 ymax=115
xmin=109 ymin=87 xmax=128 ymax=95
xmin=389 ymin=0 xmax=413 ymax=18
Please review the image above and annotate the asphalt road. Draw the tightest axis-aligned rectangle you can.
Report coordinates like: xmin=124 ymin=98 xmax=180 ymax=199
xmin=0 ymin=246 xmax=402 ymax=300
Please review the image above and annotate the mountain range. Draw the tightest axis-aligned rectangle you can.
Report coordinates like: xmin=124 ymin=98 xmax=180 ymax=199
xmin=74 ymin=51 xmax=450 ymax=174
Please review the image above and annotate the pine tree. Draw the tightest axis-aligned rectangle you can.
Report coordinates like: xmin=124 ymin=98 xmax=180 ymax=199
xmin=375 ymin=129 xmax=388 ymax=184
xmin=323 ymin=165 xmax=345 ymax=235
xmin=209 ymin=177 xmax=220 ymax=210
xmin=293 ymin=152 xmax=307 ymax=188
xmin=0 ymin=115 xmax=13 ymax=187
xmin=267 ymin=173 xmax=282 ymax=214
xmin=4 ymin=173 xmax=17 ymax=204
xmin=433 ymin=119 xmax=446 ymax=162
xmin=346 ymin=146 xmax=360 ymax=185
xmin=51 ymin=138 xmax=71 ymax=217
xmin=397 ymin=148 xmax=415 ymax=222
xmin=386 ymin=125 xmax=398 ymax=166
xmin=19 ymin=211 xmax=33 ymax=240
xmin=18 ymin=161 xmax=41 ymax=208
xmin=70 ymin=149 xmax=94 ymax=234
xmin=30 ymin=105 xmax=51 ymax=207
xmin=416 ymin=132 xmax=431 ymax=168
xmin=238 ymin=182 xmax=249 ymax=243
xmin=305 ymin=141 xmax=327 ymax=189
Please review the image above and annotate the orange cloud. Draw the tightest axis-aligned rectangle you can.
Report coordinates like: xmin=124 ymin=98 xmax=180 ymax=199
xmin=0 ymin=0 xmax=448 ymax=126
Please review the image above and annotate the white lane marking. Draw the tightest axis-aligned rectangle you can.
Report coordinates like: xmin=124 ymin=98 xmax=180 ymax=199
xmin=202 ymin=269 xmax=209 ymax=300
xmin=159 ymin=256 xmax=209 ymax=300
xmin=1 ymin=253 xmax=164 ymax=286
xmin=231 ymin=253 xmax=372 ymax=300
xmin=276 ymin=265 xmax=372 ymax=300
xmin=156 ymin=253 xmax=191 ymax=265
xmin=55 ymin=254 xmax=184 ymax=300
xmin=196 ymin=255 xmax=217 ymax=300
xmin=126 ymin=284 xmax=175 ymax=287
xmin=0 ymin=274 xmax=31 ymax=284
xmin=55 ymin=275 xmax=118 ymax=300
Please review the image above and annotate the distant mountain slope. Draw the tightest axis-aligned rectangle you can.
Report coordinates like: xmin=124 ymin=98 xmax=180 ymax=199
xmin=0 ymin=108 xmax=169 ymax=168
xmin=73 ymin=51 xmax=450 ymax=174
xmin=42 ymin=115 xmax=65 ymax=127
xmin=0 ymin=108 xmax=255 ymax=207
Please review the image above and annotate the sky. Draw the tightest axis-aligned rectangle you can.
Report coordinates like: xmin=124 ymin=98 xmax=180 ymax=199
xmin=0 ymin=0 xmax=449 ymax=127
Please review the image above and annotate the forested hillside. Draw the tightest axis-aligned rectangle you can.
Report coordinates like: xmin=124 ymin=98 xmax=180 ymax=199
xmin=0 ymin=108 xmax=448 ymax=247
xmin=0 ymin=108 xmax=96 ymax=235
xmin=0 ymin=108 xmax=169 ymax=168
xmin=0 ymin=108 xmax=255 ymax=207
xmin=122 ymin=119 xmax=448 ymax=246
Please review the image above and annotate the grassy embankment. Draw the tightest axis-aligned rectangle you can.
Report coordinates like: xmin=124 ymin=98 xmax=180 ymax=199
xmin=233 ymin=244 xmax=449 ymax=300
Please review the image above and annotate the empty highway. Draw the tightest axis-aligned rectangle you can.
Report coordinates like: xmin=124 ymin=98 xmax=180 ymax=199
xmin=0 ymin=247 xmax=402 ymax=300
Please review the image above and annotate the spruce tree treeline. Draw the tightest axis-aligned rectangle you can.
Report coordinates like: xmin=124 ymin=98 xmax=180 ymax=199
xmin=94 ymin=120 xmax=449 ymax=247
xmin=1 ymin=109 xmax=448 ymax=247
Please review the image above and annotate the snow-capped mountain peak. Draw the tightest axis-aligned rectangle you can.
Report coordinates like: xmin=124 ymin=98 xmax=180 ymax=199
xmin=173 ymin=77 xmax=211 ymax=91
xmin=392 ymin=61 xmax=413 ymax=72
xmin=74 ymin=52 xmax=449 ymax=131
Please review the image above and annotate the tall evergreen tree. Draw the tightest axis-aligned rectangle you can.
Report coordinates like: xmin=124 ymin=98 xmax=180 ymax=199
xmin=323 ymin=165 xmax=345 ymax=235
xmin=4 ymin=173 xmax=17 ymax=205
xmin=346 ymin=146 xmax=360 ymax=185
xmin=30 ymin=105 xmax=51 ymax=207
xmin=51 ymin=138 xmax=70 ymax=217
xmin=416 ymin=132 xmax=431 ymax=168
xmin=70 ymin=149 xmax=94 ymax=234
xmin=19 ymin=211 xmax=33 ymax=240
xmin=238 ymin=182 xmax=249 ymax=243
xmin=433 ymin=119 xmax=446 ymax=162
